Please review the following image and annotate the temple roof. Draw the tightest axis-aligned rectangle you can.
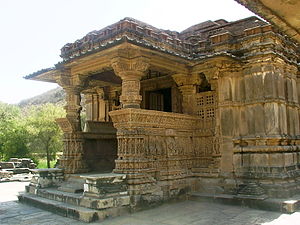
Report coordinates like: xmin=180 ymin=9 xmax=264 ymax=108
xmin=25 ymin=16 xmax=300 ymax=81
xmin=59 ymin=16 xmax=268 ymax=62
xmin=235 ymin=0 xmax=300 ymax=44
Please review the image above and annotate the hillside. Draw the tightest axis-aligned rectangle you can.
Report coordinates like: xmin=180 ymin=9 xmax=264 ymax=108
xmin=18 ymin=87 xmax=65 ymax=107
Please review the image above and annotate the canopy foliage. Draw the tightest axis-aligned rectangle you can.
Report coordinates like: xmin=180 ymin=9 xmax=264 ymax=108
xmin=0 ymin=102 xmax=65 ymax=167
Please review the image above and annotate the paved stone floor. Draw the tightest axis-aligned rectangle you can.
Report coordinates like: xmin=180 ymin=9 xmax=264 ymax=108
xmin=1 ymin=182 xmax=300 ymax=224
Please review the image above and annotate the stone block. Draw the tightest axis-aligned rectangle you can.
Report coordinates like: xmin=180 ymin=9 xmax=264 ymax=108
xmin=221 ymin=109 xmax=233 ymax=136
xmin=233 ymin=154 xmax=242 ymax=167
xmin=115 ymin=195 xmax=130 ymax=206
xmin=83 ymin=173 xmax=127 ymax=198
xmin=29 ymin=168 xmax=64 ymax=188
xmin=0 ymin=162 xmax=15 ymax=169
xmin=269 ymin=153 xmax=285 ymax=167
xmin=284 ymin=153 xmax=295 ymax=167
xmin=252 ymin=153 xmax=268 ymax=167
xmin=97 ymin=197 xmax=114 ymax=209
xmin=242 ymin=154 xmax=250 ymax=167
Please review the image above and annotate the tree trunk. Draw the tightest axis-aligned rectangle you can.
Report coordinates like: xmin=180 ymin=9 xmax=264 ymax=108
xmin=46 ymin=139 xmax=51 ymax=168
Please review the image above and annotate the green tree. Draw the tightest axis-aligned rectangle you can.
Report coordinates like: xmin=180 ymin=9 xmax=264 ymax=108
xmin=26 ymin=103 xmax=65 ymax=168
xmin=0 ymin=102 xmax=30 ymax=160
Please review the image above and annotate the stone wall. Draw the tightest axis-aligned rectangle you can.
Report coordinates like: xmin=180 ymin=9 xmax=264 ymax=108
xmin=217 ymin=49 xmax=300 ymax=197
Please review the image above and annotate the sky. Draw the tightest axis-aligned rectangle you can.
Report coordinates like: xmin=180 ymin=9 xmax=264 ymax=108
xmin=0 ymin=0 xmax=256 ymax=104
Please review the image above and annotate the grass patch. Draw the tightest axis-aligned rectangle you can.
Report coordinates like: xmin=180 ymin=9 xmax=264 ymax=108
xmin=37 ymin=159 xmax=57 ymax=169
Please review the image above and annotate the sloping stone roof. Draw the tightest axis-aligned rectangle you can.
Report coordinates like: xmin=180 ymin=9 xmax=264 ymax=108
xmin=25 ymin=16 xmax=300 ymax=80
xmin=59 ymin=16 xmax=269 ymax=62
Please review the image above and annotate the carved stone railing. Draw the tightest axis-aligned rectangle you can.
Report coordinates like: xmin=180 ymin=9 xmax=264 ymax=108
xmin=109 ymin=108 xmax=216 ymax=178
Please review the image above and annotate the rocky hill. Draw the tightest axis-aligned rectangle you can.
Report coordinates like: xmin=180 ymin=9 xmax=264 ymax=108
xmin=18 ymin=87 xmax=65 ymax=107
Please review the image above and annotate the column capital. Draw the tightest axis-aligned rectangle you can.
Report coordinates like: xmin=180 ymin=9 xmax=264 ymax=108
xmin=172 ymin=73 xmax=203 ymax=87
xmin=110 ymin=55 xmax=150 ymax=108
xmin=111 ymin=56 xmax=150 ymax=79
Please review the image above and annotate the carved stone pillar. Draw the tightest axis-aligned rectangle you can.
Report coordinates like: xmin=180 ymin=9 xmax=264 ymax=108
xmin=111 ymin=56 xmax=149 ymax=108
xmin=64 ymin=87 xmax=82 ymax=131
xmin=56 ymin=86 xmax=89 ymax=174
xmin=96 ymin=88 xmax=106 ymax=121
xmin=85 ymin=93 xmax=93 ymax=121
xmin=172 ymin=73 xmax=202 ymax=114
xmin=55 ymin=70 xmax=89 ymax=174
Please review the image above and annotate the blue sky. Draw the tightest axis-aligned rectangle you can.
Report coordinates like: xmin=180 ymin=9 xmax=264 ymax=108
xmin=0 ymin=0 xmax=255 ymax=104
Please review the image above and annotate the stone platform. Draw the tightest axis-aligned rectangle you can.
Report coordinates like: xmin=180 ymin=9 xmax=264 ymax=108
xmin=18 ymin=170 xmax=130 ymax=222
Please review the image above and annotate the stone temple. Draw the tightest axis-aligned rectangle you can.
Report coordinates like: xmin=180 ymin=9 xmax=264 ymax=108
xmin=19 ymin=16 xmax=300 ymax=222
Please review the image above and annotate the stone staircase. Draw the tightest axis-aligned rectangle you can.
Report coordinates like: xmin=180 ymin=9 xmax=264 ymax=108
xmin=18 ymin=172 xmax=131 ymax=222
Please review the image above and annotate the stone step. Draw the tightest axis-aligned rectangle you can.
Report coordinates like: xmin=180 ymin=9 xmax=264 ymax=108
xmin=29 ymin=186 xmax=83 ymax=206
xmin=18 ymin=193 xmax=100 ymax=222
xmin=19 ymin=193 xmax=130 ymax=222
xmin=26 ymin=185 xmax=130 ymax=210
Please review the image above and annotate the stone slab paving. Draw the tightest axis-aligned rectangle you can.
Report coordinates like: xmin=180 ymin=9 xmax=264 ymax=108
xmin=1 ymin=182 xmax=300 ymax=225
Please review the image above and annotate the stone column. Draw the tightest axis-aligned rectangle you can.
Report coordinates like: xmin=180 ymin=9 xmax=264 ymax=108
xmin=56 ymin=87 xmax=89 ymax=174
xmin=111 ymin=56 xmax=149 ymax=108
xmin=64 ymin=87 xmax=82 ymax=131
xmin=172 ymin=73 xmax=201 ymax=115
xmin=85 ymin=93 xmax=93 ymax=121
xmin=96 ymin=88 xmax=106 ymax=121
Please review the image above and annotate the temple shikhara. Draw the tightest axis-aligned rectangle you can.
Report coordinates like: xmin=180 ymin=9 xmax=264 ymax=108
xmin=20 ymin=16 xmax=300 ymax=222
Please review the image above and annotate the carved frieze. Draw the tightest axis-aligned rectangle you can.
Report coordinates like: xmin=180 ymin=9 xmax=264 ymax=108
xmin=110 ymin=108 xmax=217 ymax=175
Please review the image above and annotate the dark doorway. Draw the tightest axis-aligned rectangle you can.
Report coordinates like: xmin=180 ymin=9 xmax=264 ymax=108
xmin=145 ymin=88 xmax=172 ymax=112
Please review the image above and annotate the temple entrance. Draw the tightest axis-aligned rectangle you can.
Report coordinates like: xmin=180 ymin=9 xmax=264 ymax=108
xmin=145 ymin=88 xmax=172 ymax=112
xmin=83 ymin=121 xmax=118 ymax=173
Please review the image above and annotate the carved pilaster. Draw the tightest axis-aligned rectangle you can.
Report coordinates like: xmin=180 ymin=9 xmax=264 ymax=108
xmin=111 ymin=56 xmax=149 ymax=108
